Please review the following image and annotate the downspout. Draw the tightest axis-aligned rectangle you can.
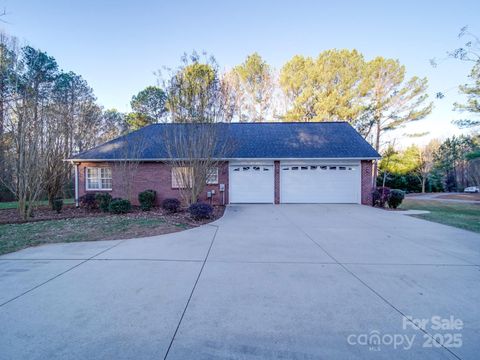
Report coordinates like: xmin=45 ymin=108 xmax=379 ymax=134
xmin=74 ymin=162 xmax=79 ymax=207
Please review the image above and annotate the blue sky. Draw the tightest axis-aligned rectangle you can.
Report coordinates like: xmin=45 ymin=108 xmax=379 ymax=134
xmin=1 ymin=0 xmax=479 ymax=146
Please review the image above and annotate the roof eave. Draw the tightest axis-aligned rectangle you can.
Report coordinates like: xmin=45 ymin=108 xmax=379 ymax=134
xmin=66 ymin=156 xmax=381 ymax=162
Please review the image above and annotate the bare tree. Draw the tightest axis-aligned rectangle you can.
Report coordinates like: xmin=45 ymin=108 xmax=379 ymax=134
xmin=164 ymin=123 xmax=230 ymax=205
xmin=162 ymin=52 xmax=232 ymax=205
xmin=416 ymin=140 xmax=440 ymax=193
xmin=112 ymin=132 xmax=147 ymax=201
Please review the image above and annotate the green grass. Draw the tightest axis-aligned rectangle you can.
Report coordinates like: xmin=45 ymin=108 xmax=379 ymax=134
xmin=0 ymin=215 xmax=178 ymax=255
xmin=0 ymin=198 xmax=74 ymax=210
xmin=400 ymin=199 xmax=480 ymax=233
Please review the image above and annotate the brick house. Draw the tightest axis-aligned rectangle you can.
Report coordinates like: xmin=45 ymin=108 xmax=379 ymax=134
xmin=68 ymin=122 xmax=380 ymax=206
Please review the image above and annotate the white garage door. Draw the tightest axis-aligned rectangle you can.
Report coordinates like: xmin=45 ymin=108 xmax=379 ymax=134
xmin=280 ymin=163 xmax=360 ymax=203
xmin=229 ymin=164 xmax=274 ymax=203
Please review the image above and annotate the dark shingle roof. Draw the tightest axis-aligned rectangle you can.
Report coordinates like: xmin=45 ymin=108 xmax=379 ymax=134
xmin=70 ymin=122 xmax=380 ymax=161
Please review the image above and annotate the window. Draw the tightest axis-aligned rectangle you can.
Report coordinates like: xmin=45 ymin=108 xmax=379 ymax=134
xmin=206 ymin=167 xmax=219 ymax=184
xmin=291 ymin=166 xmax=299 ymax=170
xmin=320 ymin=166 xmax=327 ymax=170
xmin=263 ymin=167 xmax=270 ymax=171
xmin=172 ymin=167 xmax=193 ymax=188
xmin=310 ymin=166 xmax=317 ymax=170
xmin=253 ymin=166 xmax=260 ymax=171
xmin=86 ymin=167 xmax=112 ymax=190
xmin=172 ymin=167 xmax=218 ymax=188
xmin=339 ymin=166 xmax=347 ymax=170
xmin=329 ymin=166 xmax=337 ymax=170
xmin=301 ymin=166 xmax=308 ymax=170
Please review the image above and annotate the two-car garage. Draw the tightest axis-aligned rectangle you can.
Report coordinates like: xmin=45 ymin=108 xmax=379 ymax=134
xmin=229 ymin=161 xmax=361 ymax=204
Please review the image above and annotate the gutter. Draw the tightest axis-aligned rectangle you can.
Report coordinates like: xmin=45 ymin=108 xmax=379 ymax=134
xmin=65 ymin=156 xmax=381 ymax=162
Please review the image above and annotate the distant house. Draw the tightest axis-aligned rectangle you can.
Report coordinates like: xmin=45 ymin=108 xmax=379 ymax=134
xmin=68 ymin=122 xmax=380 ymax=206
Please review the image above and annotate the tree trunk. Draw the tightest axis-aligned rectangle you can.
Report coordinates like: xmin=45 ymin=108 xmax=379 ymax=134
xmin=422 ymin=177 xmax=426 ymax=193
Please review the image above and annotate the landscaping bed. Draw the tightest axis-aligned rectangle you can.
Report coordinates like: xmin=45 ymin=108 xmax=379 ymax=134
xmin=0 ymin=205 xmax=225 ymax=255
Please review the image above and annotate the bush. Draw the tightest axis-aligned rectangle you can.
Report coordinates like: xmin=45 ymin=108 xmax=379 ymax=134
xmin=388 ymin=189 xmax=405 ymax=209
xmin=109 ymin=198 xmax=131 ymax=214
xmin=372 ymin=186 xmax=391 ymax=208
xmin=96 ymin=193 xmax=112 ymax=212
xmin=188 ymin=202 xmax=213 ymax=220
xmin=52 ymin=198 xmax=63 ymax=213
xmin=79 ymin=193 xmax=97 ymax=209
xmin=162 ymin=198 xmax=181 ymax=213
xmin=138 ymin=189 xmax=156 ymax=211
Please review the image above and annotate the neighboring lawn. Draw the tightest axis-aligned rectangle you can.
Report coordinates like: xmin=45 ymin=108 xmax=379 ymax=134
xmin=0 ymin=198 xmax=74 ymax=210
xmin=400 ymin=199 xmax=480 ymax=233
xmin=0 ymin=215 xmax=189 ymax=255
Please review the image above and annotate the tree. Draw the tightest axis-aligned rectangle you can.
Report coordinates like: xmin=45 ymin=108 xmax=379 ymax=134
xmin=125 ymin=112 xmax=152 ymax=131
xmin=130 ymin=86 xmax=167 ymax=125
xmin=0 ymin=32 xmax=18 ymax=193
xmin=0 ymin=30 xmax=104 ymax=216
xmin=279 ymin=50 xmax=369 ymax=123
xmin=454 ymin=62 xmax=480 ymax=128
xmin=100 ymin=109 xmax=128 ymax=141
xmin=442 ymin=27 xmax=480 ymax=128
xmin=363 ymin=57 xmax=433 ymax=152
xmin=416 ymin=140 xmax=440 ymax=193
xmin=225 ymin=53 xmax=274 ymax=122
xmin=434 ymin=135 xmax=477 ymax=191
xmin=163 ymin=52 xmax=231 ymax=204
xmin=165 ymin=52 xmax=224 ymax=124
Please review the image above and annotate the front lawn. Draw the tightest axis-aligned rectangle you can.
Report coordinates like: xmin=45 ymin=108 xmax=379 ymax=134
xmin=0 ymin=198 xmax=74 ymax=210
xmin=0 ymin=215 xmax=189 ymax=255
xmin=400 ymin=199 xmax=480 ymax=233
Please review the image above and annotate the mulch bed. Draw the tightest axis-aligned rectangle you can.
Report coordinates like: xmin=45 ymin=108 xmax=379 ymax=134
xmin=0 ymin=204 xmax=225 ymax=226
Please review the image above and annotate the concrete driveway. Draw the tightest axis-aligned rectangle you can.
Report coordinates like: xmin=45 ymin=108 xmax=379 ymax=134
xmin=0 ymin=205 xmax=479 ymax=360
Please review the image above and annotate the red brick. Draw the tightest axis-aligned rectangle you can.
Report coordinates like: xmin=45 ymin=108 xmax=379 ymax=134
xmin=77 ymin=162 xmax=229 ymax=206
xmin=361 ymin=160 xmax=375 ymax=205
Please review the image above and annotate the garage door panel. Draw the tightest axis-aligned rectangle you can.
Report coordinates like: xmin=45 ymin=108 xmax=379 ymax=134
xmin=281 ymin=164 xmax=360 ymax=203
xmin=230 ymin=165 xmax=274 ymax=203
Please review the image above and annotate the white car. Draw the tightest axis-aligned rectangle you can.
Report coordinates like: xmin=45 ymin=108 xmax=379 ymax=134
xmin=464 ymin=186 xmax=479 ymax=193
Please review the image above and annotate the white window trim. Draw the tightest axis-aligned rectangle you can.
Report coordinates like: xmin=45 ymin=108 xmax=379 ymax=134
xmin=206 ymin=167 xmax=219 ymax=185
xmin=172 ymin=167 xmax=193 ymax=189
xmin=172 ymin=166 xmax=219 ymax=188
xmin=86 ymin=167 xmax=112 ymax=191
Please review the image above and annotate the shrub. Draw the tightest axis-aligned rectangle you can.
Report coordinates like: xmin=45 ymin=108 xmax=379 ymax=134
xmin=162 ymin=198 xmax=181 ymax=213
xmin=138 ymin=189 xmax=157 ymax=211
xmin=372 ymin=186 xmax=391 ymax=208
xmin=388 ymin=189 xmax=405 ymax=209
xmin=79 ymin=193 xmax=97 ymax=209
xmin=109 ymin=198 xmax=131 ymax=214
xmin=188 ymin=202 xmax=213 ymax=220
xmin=96 ymin=193 xmax=112 ymax=212
xmin=52 ymin=198 xmax=63 ymax=213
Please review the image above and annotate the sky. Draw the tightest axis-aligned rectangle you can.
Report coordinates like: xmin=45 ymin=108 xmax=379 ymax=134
xmin=0 ymin=0 xmax=479 ymax=147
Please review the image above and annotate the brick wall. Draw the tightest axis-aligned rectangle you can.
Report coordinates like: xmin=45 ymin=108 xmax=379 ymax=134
xmin=77 ymin=161 xmax=229 ymax=206
xmin=274 ymin=161 xmax=280 ymax=204
xmin=361 ymin=160 xmax=375 ymax=205
xmin=77 ymin=160 xmax=375 ymax=206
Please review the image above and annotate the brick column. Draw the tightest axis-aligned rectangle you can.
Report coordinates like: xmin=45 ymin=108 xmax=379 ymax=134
xmin=361 ymin=160 xmax=374 ymax=205
xmin=274 ymin=161 xmax=280 ymax=204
